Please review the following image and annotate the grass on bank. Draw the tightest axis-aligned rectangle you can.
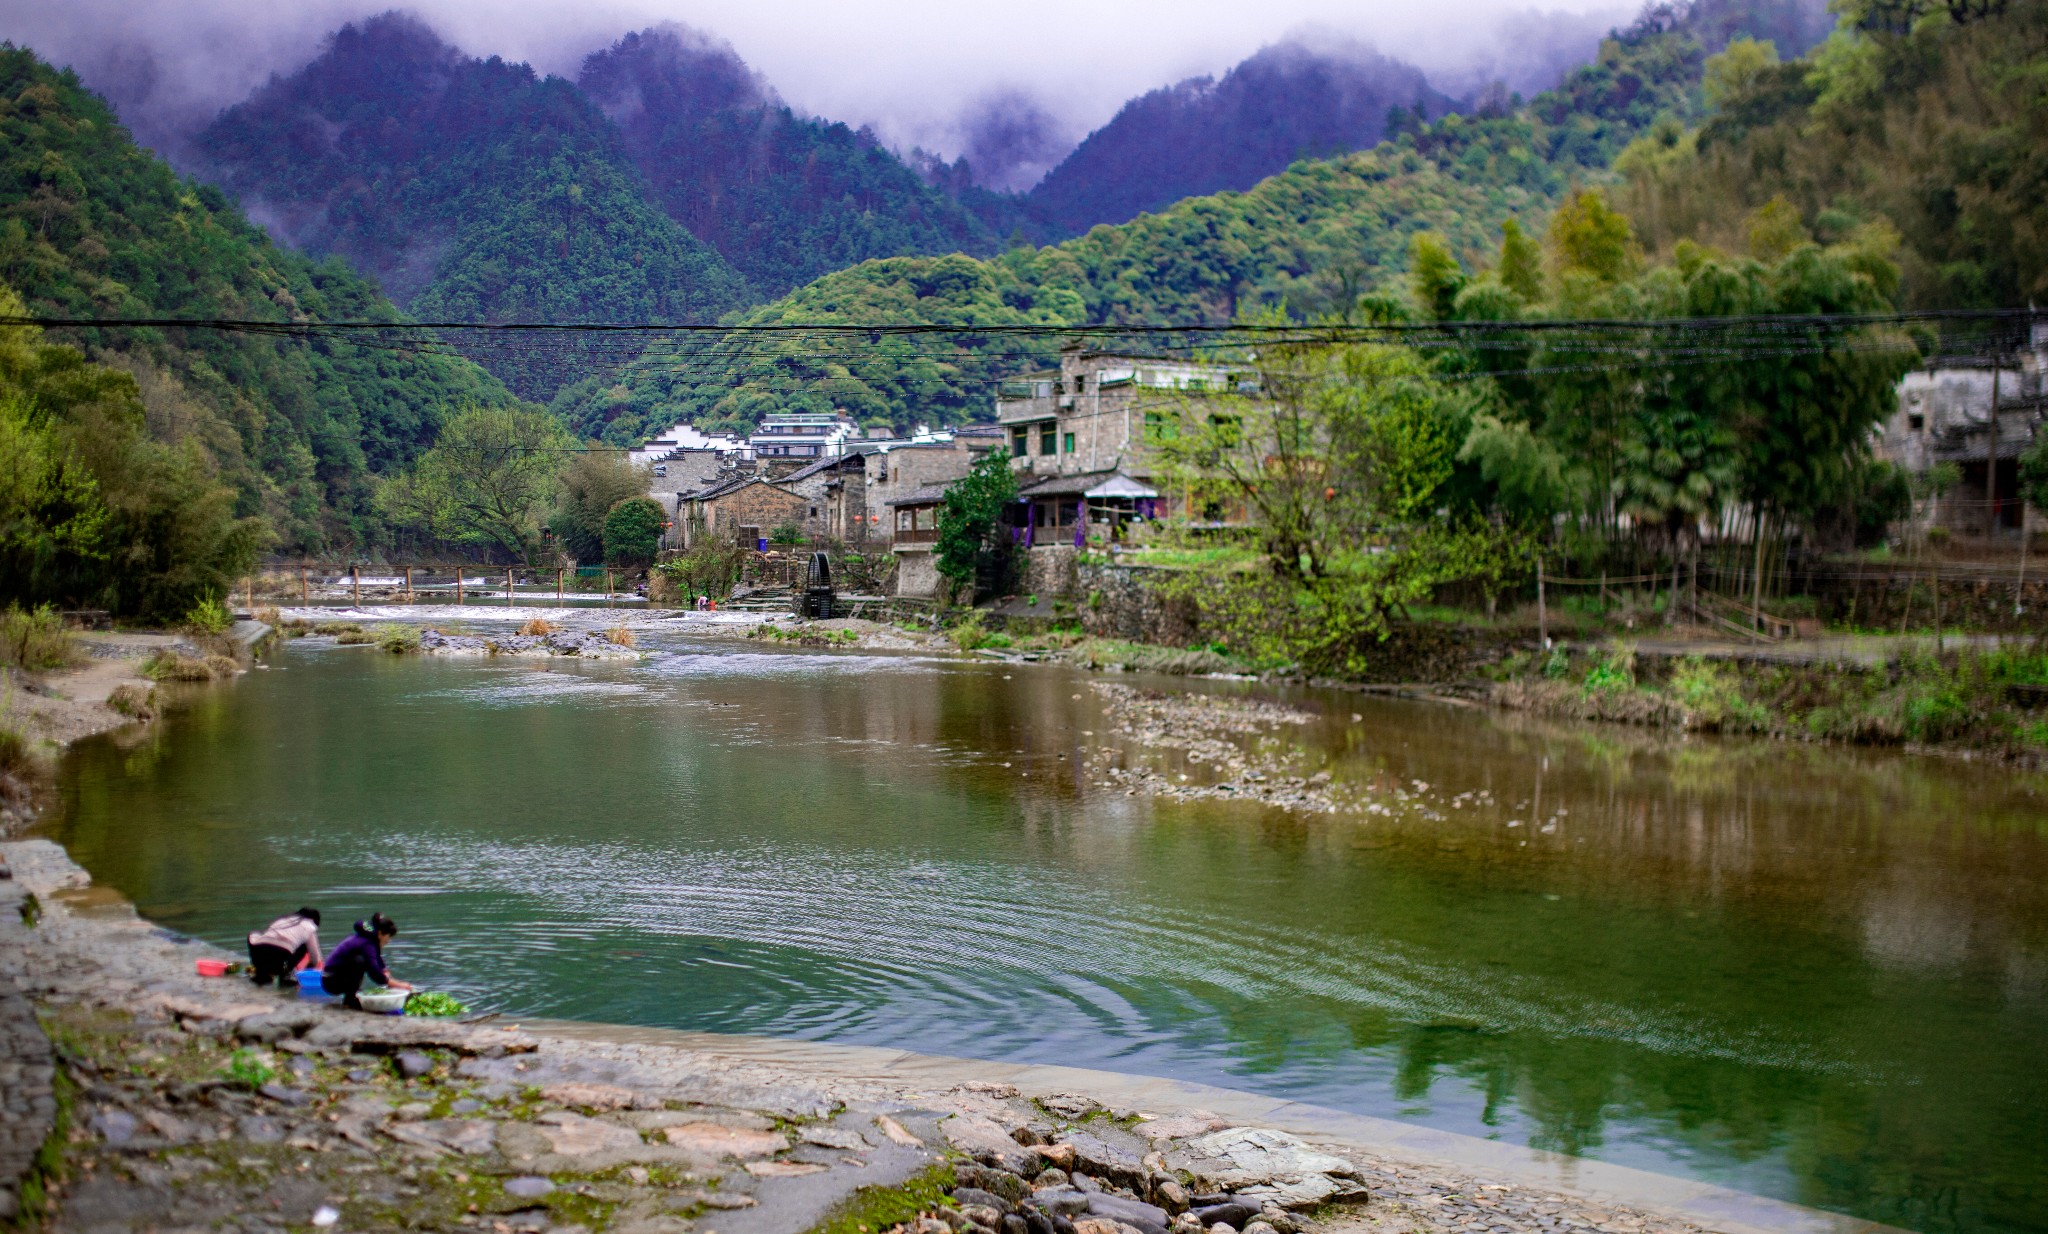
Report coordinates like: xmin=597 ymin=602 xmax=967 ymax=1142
xmin=1490 ymin=642 xmax=2048 ymax=753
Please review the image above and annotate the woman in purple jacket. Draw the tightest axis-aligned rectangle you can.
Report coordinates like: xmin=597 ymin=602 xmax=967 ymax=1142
xmin=320 ymin=913 xmax=414 ymax=1009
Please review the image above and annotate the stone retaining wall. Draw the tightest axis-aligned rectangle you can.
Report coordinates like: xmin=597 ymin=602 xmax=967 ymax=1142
xmin=0 ymin=869 xmax=57 ymax=1222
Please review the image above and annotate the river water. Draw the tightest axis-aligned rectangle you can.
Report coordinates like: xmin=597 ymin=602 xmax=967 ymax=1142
xmin=46 ymin=630 xmax=2048 ymax=1234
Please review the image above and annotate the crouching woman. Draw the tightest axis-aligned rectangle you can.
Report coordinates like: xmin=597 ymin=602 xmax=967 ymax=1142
xmin=321 ymin=913 xmax=414 ymax=1010
xmin=246 ymin=907 xmax=322 ymax=986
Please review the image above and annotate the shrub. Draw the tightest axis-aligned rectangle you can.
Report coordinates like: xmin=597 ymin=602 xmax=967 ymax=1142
xmin=141 ymin=651 xmax=214 ymax=681
xmin=106 ymin=683 xmax=155 ymax=720
xmin=313 ymin=621 xmax=363 ymax=636
xmin=334 ymin=630 xmax=376 ymax=646
xmin=947 ymin=610 xmax=995 ymax=651
xmin=377 ymin=626 xmax=422 ymax=654
xmin=0 ymin=605 xmax=79 ymax=671
xmin=768 ymin=522 xmax=804 ymax=546
xmin=253 ymin=606 xmax=280 ymax=626
xmin=184 ymin=597 xmax=232 ymax=635
xmin=603 ymin=625 xmax=635 ymax=647
xmin=1668 ymin=657 xmax=1766 ymax=731
xmin=517 ymin=618 xmax=557 ymax=636
xmin=203 ymin=654 xmax=241 ymax=677
xmin=1582 ymin=645 xmax=1636 ymax=693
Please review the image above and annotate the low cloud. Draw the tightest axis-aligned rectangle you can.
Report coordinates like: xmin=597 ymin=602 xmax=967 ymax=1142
xmin=3 ymin=0 xmax=1636 ymax=170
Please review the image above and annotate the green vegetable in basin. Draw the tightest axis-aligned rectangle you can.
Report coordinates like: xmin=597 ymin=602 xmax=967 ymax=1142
xmin=405 ymin=991 xmax=468 ymax=1017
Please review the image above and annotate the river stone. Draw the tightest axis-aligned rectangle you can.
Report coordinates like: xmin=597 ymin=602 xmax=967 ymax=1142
xmin=1025 ymin=1187 xmax=1091 ymax=1218
xmin=504 ymin=1176 xmax=555 ymax=1199
xmin=259 ymin=1083 xmax=312 ymax=1107
xmin=1084 ymin=1193 xmax=1169 ymax=1234
xmin=1040 ymin=1094 xmax=1103 ymax=1121
xmin=1062 ymin=1130 xmax=1148 ymax=1190
xmin=418 ymin=1119 xmax=498 ymax=1155
xmin=1137 ymin=1113 xmax=1230 ymax=1144
xmin=661 ymin=1121 xmax=785 ymax=1158
xmin=90 ymin=1109 xmax=139 ymax=1144
xmin=237 ymin=1115 xmax=285 ymax=1144
xmin=1190 ymin=1203 xmax=1260 ymax=1229
xmin=956 ymin=1165 xmax=1029 ymax=1205
xmin=955 ymin=1187 xmax=1014 ymax=1215
xmin=1074 ymin=1221 xmax=1147 ymax=1234
xmin=1234 ymin=1175 xmax=1370 ymax=1211
xmin=535 ymin=1112 xmax=642 ymax=1156
xmin=395 ymin=1051 xmax=435 ymax=1080
xmin=1167 ymin=1128 xmax=1358 ymax=1191
xmin=800 ymin=1125 xmax=869 ymax=1150
xmin=946 ymin=1114 xmax=1035 ymax=1170
xmin=743 ymin=1160 xmax=827 ymax=1177
xmin=542 ymin=1082 xmax=646 ymax=1111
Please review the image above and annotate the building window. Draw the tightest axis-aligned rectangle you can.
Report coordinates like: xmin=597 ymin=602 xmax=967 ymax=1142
xmin=1010 ymin=426 xmax=1029 ymax=458
xmin=1063 ymin=431 xmax=1075 ymax=454
xmin=1038 ymin=423 xmax=1057 ymax=455
xmin=1073 ymin=375 xmax=1086 ymax=394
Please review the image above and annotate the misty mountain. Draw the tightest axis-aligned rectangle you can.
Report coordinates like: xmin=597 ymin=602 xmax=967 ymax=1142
xmin=0 ymin=45 xmax=516 ymax=555
xmin=1008 ymin=38 xmax=1456 ymax=240
xmin=194 ymin=13 xmax=748 ymax=399
xmin=577 ymin=26 xmax=996 ymax=296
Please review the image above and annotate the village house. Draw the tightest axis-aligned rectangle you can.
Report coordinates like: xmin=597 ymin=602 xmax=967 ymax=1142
xmin=1875 ymin=323 xmax=2047 ymax=540
xmin=750 ymin=411 xmax=859 ymax=460
xmin=993 ymin=345 xmax=1247 ymax=563
xmin=675 ymin=474 xmax=809 ymax=549
xmin=875 ymin=427 xmax=1003 ymax=598
xmin=777 ymin=454 xmax=869 ymax=543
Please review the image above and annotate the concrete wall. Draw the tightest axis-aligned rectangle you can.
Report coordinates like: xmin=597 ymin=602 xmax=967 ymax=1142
xmin=894 ymin=546 xmax=943 ymax=598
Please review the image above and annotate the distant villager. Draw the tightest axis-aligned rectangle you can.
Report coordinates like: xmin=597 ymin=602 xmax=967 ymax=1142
xmin=245 ymin=907 xmax=322 ymax=987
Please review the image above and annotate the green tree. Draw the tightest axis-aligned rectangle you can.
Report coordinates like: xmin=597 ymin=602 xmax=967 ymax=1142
xmin=379 ymin=405 xmax=573 ymax=565
xmin=602 ymin=496 xmax=668 ymax=567
xmin=934 ymin=450 xmax=1018 ymax=599
xmin=1548 ymin=189 xmax=1640 ymax=288
xmin=0 ymin=288 xmax=263 ymax=620
xmin=1498 ymin=218 xmax=1546 ymax=304
xmin=1408 ymin=232 xmax=1467 ymax=320
xmin=552 ymin=451 xmax=649 ymax=563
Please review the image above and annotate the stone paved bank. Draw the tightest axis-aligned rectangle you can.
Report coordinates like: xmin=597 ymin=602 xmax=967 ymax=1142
xmin=0 ymin=856 xmax=59 ymax=1222
xmin=0 ymin=840 xmax=1889 ymax=1234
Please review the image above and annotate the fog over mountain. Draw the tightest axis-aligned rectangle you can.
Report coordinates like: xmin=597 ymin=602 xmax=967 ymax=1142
xmin=5 ymin=0 xmax=1649 ymax=177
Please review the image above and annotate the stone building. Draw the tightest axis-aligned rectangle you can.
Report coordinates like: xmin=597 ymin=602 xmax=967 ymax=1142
xmin=676 ymin=476 xmax=808 ymax=549
xmin=1876 ymin=323 xmax=2048 ymax=539
xmin=778 ymin=454 xmax=870 ymax=543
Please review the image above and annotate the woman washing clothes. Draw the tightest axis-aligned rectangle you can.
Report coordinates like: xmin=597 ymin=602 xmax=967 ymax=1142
xmin=246 ymin=907 xmax=322 ymax=987
xmin=320 ymin=913 xmax=414 ymax=1010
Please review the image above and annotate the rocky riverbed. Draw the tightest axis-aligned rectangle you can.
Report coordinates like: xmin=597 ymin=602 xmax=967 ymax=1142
xmin=0 ymin=839 xmax=1752 ymax=1234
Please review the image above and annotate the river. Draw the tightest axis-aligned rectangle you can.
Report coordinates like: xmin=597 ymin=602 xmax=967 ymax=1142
xmin=45 ymin=629 xmax=2048 ymax=1234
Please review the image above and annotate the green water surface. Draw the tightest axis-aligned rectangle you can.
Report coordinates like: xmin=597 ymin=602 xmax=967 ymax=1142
xmin=47 ymin=633 xmax=2048 ymax=1233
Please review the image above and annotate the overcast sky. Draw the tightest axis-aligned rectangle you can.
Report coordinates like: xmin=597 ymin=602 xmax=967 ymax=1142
xmin=2 ymin=0 xmax=1630 ymax=164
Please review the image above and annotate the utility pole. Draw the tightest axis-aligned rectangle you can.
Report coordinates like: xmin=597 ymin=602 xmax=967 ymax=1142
xmin=1986 ymin=360 xmax=2003 ymax=540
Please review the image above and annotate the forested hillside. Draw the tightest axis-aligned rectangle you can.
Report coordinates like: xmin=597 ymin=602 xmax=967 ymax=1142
xmin=0 ymin=46 xmax=516 ymax=556
xmin=578 ymin=26 xmax=997 ymax=296
xmin=1012 ymin=38 xmax=1453 ymax=239
xmin=555 ymin=2 xmax=1737 ymax=442
xmin=1611 ymin=0 xmax=2048 ymax=306
xmin=194 ymin=13 xmax=748 ymax=399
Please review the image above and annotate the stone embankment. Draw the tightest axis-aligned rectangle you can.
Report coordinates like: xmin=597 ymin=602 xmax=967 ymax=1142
xmin=0 ymin=838 xmax=1815 ymax=1234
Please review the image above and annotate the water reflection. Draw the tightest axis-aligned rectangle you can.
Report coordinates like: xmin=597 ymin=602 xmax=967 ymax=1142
xmin=49 ymin=637 xmax=2048 ymax=1234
